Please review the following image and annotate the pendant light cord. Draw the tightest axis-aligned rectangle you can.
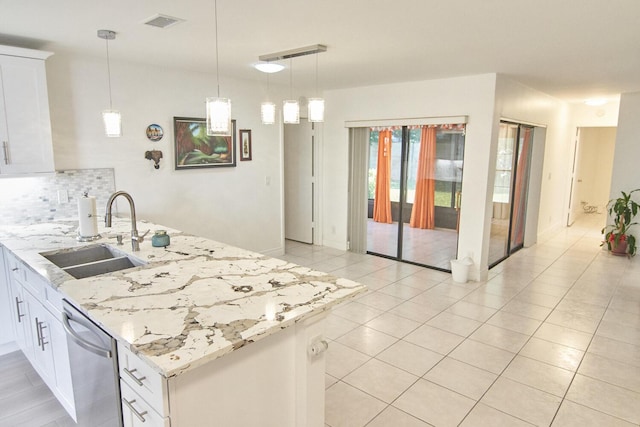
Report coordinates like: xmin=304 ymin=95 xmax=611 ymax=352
xmin=105 ymin=38 xmax=113 ymax=109
xmin=214 ymin=0 xmax=221 ymax=97
xmin=289 ymin=58 xmax=293 ymax=99
xmin=315 ymin=53 xmax=319 ymax=97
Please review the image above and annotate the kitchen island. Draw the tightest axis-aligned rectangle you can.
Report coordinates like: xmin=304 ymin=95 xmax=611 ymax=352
xmin=0 ymin=218 xmax=366 ymax=426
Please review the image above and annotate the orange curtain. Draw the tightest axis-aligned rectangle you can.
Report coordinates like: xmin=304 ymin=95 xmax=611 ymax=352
xmin=373 ymin=130 xmax=393 ymax=223
xmin=511 ymin=127 xmax=532 ymax=245
xmin=410 ymin=127 xmax=436 ymax=229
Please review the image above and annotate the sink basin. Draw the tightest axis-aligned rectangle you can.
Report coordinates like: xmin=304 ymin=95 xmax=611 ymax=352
xmin=41 ymin=244 xmax=147 ymax=279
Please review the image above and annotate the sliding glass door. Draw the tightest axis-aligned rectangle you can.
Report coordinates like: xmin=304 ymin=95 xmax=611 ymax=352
xmin=367 ymin=124 xmax=466 ymax=271
xmin=488 ymin=122 xmax=534 ymax=267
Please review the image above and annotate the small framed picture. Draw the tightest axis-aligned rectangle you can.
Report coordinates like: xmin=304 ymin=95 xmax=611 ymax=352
xmin=239 ymin=129 xmax=252 ymax=161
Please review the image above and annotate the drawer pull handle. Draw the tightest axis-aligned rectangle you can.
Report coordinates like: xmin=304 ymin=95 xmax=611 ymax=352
xmin=15 ymin=297 xmax=25 ymax=323
xmin=124 ymin=368 xmax=146 ymax=386
xmin=123 ymin=398 xmax=147 ymax=423
xmin=35 ymin=317 xmax=42 ymax=347
xmin=2 ymin=141 xmax=9 ymax=165
xmin=12 ymin=267 xmax=19 ymax=272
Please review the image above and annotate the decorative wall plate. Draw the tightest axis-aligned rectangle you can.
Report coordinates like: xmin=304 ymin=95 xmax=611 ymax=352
xmin=146 ymin=124 xmax=164 ymax=141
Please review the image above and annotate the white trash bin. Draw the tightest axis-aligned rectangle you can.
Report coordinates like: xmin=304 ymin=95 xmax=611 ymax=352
xmin=450 ymin=257 xmax=473 ymax=283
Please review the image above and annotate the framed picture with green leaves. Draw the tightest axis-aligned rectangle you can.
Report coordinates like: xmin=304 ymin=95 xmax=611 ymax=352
xmin=173 ymin=117 xmax=236 ymax=169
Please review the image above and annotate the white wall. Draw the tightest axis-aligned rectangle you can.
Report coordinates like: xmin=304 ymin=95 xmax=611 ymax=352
xmin=46 ymin=53 xmax=286 ymax=254
xmin=611 ymin=92 xmax=640 ymax=197
xmin=322 ymin=74 xmax=498 ymax=279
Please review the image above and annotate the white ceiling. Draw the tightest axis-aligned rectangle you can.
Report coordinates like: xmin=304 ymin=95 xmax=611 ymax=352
xmin=1 ymin=0 xmax=639 ymax=102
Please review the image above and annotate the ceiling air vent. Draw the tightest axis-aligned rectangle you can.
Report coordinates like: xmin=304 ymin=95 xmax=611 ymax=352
xmin=143 ymin=14 xmax=184 ymax=29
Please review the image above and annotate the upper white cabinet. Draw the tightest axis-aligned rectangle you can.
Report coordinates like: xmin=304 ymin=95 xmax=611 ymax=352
xmin=0 ymin=45 xmax=54 ymax=175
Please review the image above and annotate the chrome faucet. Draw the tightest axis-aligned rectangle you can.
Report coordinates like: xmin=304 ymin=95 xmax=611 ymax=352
xmin=105 ymin=191 xmax=140 ymax=251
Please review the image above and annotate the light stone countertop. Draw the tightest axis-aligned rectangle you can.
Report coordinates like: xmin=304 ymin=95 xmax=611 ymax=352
xmin=0 ymin=218 xmax=366 ymax=378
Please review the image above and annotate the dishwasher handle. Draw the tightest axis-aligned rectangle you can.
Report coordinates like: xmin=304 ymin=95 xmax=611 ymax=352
xmin=62 ymin=310 xmax=113 ymax=359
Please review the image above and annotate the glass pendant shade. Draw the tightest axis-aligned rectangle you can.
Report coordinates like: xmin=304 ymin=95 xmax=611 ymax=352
xmin=261 ymin=102 xmax=276 ymax=125
xmin=308 ymin=98 xmax=325 ymax=123
xmin=283 ymin=100 xmax=300 ymax=124
xmin=102 ymin=110 xmax=122 ymax=137
xmin=206 ymin=97 xmax=232 ymax=136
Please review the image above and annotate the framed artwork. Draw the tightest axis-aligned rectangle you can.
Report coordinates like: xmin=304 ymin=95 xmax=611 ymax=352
xmin=239 ymin=129 xmax=252 ymax=161
xmin=173 ymin=117 xmax=236 ymax=169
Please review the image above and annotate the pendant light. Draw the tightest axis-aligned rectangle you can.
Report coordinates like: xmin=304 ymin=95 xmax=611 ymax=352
xmin=308 ymin=52 xmax=325 ymax=122
xmin=261 ymin=72 xmax=276 ymax=125
xmin=283 ymin=58 xmax=300 ymax=124
xmin=206 ymin=0 xmax=231 ymax=136
xmin=98 ymin=30 xmax=121 ymax=137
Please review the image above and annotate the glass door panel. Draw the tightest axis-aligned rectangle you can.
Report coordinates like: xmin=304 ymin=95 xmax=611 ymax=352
xmin=368 ymin=124 xmax=466 ymax=271
xmin=488 ymin=122 xmax=534 ymax=268
xmin=510 ymin=126 xmax=533 ymax=251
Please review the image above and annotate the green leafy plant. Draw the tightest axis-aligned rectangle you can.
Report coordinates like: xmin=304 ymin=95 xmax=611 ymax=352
xmin=601 ymin=189 xmax=640 ymax=256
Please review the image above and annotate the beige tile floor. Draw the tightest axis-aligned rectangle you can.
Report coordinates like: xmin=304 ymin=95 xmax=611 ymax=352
xmin=285 ymin=213 xmax=640 ymax=427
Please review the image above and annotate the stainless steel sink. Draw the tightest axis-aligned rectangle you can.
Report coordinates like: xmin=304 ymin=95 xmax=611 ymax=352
xmin=41 ymin=244 xmax=147 ymax=279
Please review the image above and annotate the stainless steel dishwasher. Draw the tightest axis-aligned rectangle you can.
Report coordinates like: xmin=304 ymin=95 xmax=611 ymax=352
xmin=62 ymin=299 xmax=123 ymax=427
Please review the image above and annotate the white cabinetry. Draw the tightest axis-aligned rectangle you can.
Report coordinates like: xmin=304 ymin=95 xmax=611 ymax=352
xmin=117 ymin=313 xmax=327 ymax=427
xmin=0 ymin=45 xmax=54 ymax=175
xmin=2 ymin=247 xmax=76 ymax=418
xmin=0 ymin=247 xmax=17 ymax=353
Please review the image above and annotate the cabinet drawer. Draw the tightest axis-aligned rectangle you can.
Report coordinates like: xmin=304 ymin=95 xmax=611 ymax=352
xmin=4 ymin=251 xmax=27 ymax=285
xmin=118 ymin=342 xmax=168 ymax=417
xmin=121 ymin=380 xmax=170 ymax=427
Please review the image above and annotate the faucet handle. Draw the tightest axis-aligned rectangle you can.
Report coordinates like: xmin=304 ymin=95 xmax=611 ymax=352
xmin=116 ymin=235 xmax=124 ymax=245
xmin=137 ymin=229 xmax=151 ymax=244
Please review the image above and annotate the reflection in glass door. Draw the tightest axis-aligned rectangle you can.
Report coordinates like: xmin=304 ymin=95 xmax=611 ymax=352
xmin=488 ymin=122 xmax=534 ymax=267
xmin=367 ymin=124 xmax=466 ymax=271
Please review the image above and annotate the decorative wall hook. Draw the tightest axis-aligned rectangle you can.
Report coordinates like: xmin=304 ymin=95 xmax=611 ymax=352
xmin=145 ymin=150 xmax=163 ymax=169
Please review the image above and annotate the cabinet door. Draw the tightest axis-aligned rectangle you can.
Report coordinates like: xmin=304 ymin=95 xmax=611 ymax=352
xmin=0 ymin=248 xmax=16 ymax=350
xmin=48 ymin=311 xmax=76 ymax=417
xmin=9 ymin=278 xmax=33 ymax=358
xmin=0 ymin=55 xmax=54 ymax=174
xmin=25 ymin=290 xmax=55 ymax=384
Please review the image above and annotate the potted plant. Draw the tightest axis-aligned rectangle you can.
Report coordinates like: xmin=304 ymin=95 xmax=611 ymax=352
xmin=601 ymin=189 xmax=640 ymax=256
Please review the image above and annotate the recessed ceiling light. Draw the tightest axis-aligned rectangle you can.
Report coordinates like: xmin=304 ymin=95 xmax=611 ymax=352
xmin=254 ymin=62 xmax=285 ymax=73
xmin=143 ymin=14 xmax=184 ymax=29
xmin=585 ymin=98 xmax=607 ymax=106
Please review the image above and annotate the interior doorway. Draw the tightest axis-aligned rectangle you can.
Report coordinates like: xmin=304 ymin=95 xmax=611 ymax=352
xmin=567 ymin=127 xmax=616 ymax=227
xmin=284 ymin=121 xmax=314 ymax=244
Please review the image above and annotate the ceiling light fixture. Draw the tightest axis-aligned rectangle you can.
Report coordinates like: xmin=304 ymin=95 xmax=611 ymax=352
xmin=98 ymin=29 xmax=121 ymax=137
xmin=259 ymin=44 xmax=326 ymax=125
xmin=308 ymin=52 xmax=324 ymax=123
xmin=206 ymin=0 xmax=231 ymax=136
xmin=254 ymin=62 xmax=284 ymax=73
xmin=283 ymin=58 xmax=299 ymax=124
xmin=259 ymin=44 xmax=327 ymax=62
xmin=584 ymin=98 xmax=607 ymax=106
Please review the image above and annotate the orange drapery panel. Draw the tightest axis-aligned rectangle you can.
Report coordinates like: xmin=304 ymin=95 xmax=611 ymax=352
xmin=373 ymin=130 xmax=393 ymax=223
xmin=511 ymin=127 xmax=532 ymax=245
xmin=410 ymin=127 xmax=436 ymax=229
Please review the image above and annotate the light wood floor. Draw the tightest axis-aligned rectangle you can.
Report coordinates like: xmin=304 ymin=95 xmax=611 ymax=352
xmin=0 ymin=350 xmax=74 ymax=427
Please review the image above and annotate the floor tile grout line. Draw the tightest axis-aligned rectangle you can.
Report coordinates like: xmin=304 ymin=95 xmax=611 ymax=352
xmin=547 ymin=263 xmax=634 ymax=426
xmin=456 ymin=230 xmax=603 ymax=426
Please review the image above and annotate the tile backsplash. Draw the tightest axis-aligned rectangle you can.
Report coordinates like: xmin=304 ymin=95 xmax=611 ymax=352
xmin=0 ymin=168 xmax=115 ymax=226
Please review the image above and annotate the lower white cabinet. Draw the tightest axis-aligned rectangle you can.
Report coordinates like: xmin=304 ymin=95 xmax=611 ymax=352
xmin=2 ymin=247 xmax=76 ymax=418
xmin=121 ymin=380 xmax=170 ymax=427
xmin=0 ymin=248 xmax=16 ymax=353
